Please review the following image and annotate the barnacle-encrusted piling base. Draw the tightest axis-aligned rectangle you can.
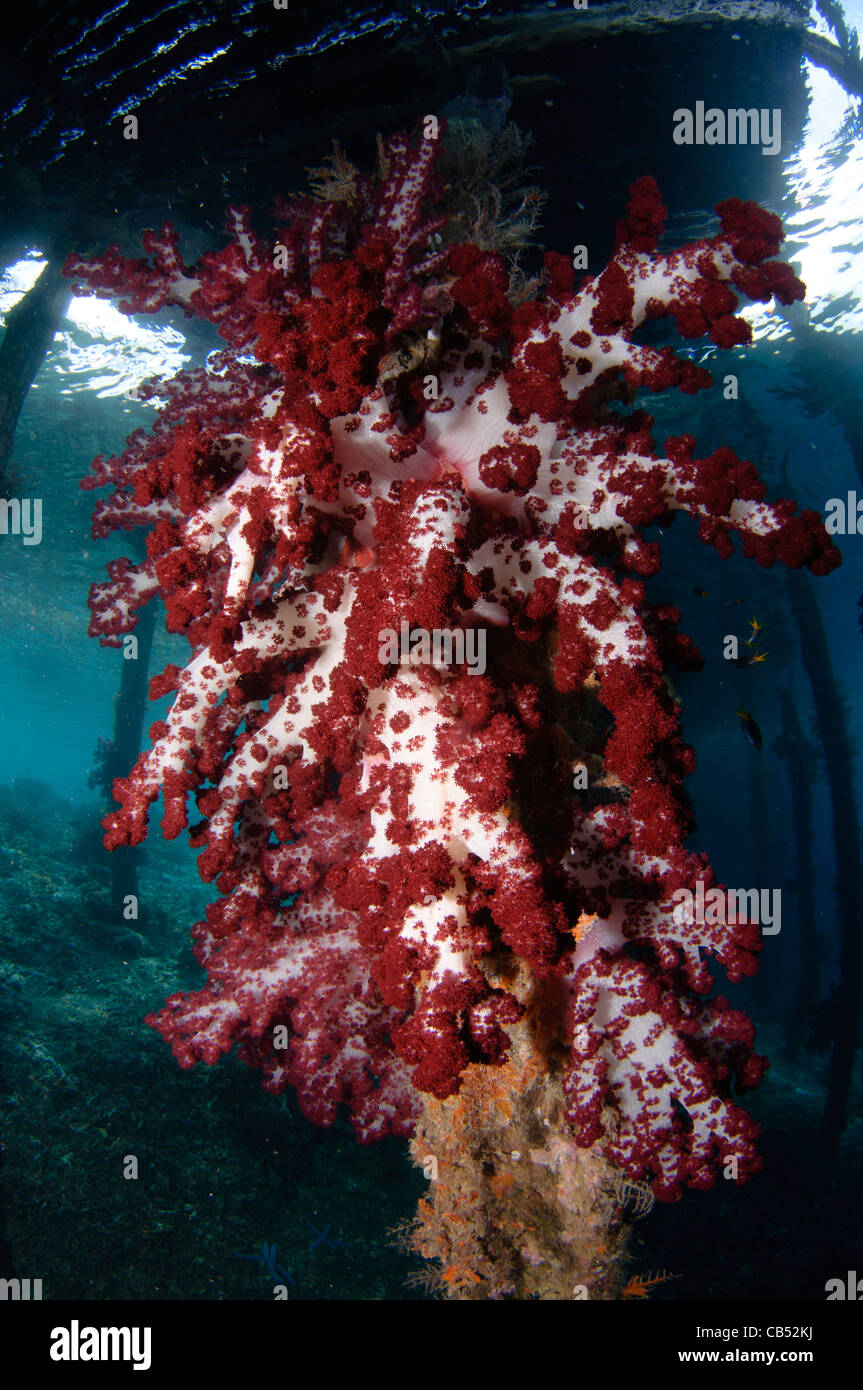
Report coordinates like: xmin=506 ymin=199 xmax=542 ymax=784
xmin=406 ymin=970 xmax=633 ymax=1300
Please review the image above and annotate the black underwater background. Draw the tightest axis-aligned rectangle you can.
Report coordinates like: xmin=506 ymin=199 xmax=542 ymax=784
xmin=0 ymin=0 xmax=862 ymax=1302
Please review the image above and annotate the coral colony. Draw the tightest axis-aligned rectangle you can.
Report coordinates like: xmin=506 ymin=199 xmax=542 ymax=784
xmin=66 ymin=121 xmax=838 ymax=1298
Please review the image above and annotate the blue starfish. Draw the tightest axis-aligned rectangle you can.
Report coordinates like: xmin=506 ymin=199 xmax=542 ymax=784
xmin=305 ymin=1219 xmax=345 ymax=1253
xmin=235 ymin=1239 xmax=295 ymax=1287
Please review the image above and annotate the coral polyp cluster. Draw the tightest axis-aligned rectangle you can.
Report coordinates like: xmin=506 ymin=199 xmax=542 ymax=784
xmin=67 ymin=121 xmax=838 ymax=1292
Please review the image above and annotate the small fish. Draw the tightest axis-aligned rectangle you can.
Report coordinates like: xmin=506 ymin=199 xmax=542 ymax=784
xmin=729 ymin=650 xmax=768 ymax=667
xmin=723 ymin=598 xmax=744 ymax=607
xmin=744 ymin=617 xmax=762 ymax=646
xmin=736 ymin=705 xmax=762 ymax=748
xmin=662 ymin=672 xmax=682 ymax=706
xmin=338 ymin=538 xmax=376 ymax=569
xmin=693 ymin=586 xmax=708 ymax=597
